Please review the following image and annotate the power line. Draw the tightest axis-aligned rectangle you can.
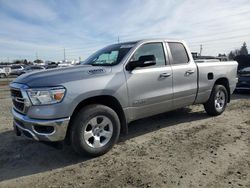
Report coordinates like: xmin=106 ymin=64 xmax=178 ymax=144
xmin=42 ymin=20 xmax=250 ymax=54
xmin=16 ymin=24 xmax=250 ymax=60
xmin=30 ymin=22 xmax=250 ymax=54
xmin=189 ymin=10 xmax=250 ymax=27
xmin=189 ymin=34 xmax=250 ymax=46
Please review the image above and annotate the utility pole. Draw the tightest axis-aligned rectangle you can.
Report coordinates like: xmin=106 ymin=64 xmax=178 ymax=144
xmin=36 ymin=52 xmax=38 ymax=60
xmin=199 ymin=44 xmax=203 ymax=56
xmin=117 ymin=36 xmax=120 ymax=43
xmin=63 ymin=48 xmax=66 ymax=62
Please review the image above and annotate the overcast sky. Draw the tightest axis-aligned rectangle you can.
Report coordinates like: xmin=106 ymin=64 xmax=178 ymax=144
xmin=0 ymin=0 xmax=250 ymax=62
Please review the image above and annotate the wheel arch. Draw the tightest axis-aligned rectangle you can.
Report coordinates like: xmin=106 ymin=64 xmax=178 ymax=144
xmin=214 ymin=77 xmax=230 ymax=103
xmin=65 ymin=95 xmax=128 ymax=144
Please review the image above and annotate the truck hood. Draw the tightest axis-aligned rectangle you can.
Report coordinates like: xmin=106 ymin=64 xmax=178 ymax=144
xmin=13 ymin=65 xmax=112 ymax=87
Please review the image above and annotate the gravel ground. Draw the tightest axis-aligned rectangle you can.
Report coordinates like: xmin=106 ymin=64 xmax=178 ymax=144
xmin=0 ymin=91 xmax=250 ymax=188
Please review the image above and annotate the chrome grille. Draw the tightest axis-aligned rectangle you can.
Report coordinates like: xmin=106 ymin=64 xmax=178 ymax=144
xmin=11 ymin=89 xmax=22 ymax=98
xmin=11 ymin=88 xmax=25 ymax=113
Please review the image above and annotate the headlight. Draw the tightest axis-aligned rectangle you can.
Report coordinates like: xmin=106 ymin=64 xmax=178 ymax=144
xmin=27 ymin=87 xmax=66 ymax=105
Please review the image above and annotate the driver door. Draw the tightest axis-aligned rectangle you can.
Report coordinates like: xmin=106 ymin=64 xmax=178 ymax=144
xmin=125 ymin=42 xmax=173 ymax=121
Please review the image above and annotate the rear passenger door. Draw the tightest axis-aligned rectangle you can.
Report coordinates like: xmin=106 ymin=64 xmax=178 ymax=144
xmin=167 ymin=42 xmax=197 ymax=108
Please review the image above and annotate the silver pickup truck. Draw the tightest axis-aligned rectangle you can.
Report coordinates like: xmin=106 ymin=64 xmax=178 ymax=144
xmin=10 ymin=39 xmax=238 ymax=156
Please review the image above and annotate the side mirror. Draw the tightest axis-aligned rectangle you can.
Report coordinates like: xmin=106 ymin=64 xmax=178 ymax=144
xmin=126 ymin=55 xmax=156 ymax=70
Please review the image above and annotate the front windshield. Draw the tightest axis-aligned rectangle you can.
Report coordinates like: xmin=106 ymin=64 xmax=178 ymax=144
xmin=81 ymin=43 xmax=135 ymax=66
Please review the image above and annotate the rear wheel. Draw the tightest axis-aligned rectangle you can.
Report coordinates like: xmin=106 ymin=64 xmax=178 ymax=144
xmin=204 ymin=85 xmax=228 ymax=116
xmin=70 ymin=104 xmax=120 ymax=157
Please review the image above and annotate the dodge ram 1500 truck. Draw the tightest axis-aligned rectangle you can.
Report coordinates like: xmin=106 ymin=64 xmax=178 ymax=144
xmin=10 ymin=39 xmax=238 ymax=156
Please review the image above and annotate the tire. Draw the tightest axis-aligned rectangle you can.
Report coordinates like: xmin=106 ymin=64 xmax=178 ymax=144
xmin=204 ymin=85 xmax=228 ymax=116
xmin=70 ymin=104 xmax=120 ymax=157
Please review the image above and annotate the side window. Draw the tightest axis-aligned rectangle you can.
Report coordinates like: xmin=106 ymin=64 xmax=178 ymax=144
xmin=131 ymin=43 xmax=166 ymax=66
xmin=168 ymin=42 xmax=189 ymax=64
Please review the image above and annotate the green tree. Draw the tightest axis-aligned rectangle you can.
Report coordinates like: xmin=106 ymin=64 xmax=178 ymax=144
xmin=218 ymin=53 xmax=226 ymax=57
xmin=23 ymin=59 xmax=28 ymax=65
xmin=228 ymin=42 xmax=248 ymax=60
xmin=13 ymin=59 xmax=23 ymax=64
xmin=34 ymin=59 xmax=43 ymax=64
xmin=240 ymin=42 xmax=248 ymax=55
xmin=228 ymin=49 xmax=240 ymax=60
xmin=228 ymin=51 xmax=235 ymax=60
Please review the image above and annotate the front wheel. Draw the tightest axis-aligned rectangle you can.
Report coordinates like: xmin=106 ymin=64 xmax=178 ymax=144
xmin=70 ymin=104 xmax=120 ymax=157
xmin=204 ymin=85 xmax=228 ymax=116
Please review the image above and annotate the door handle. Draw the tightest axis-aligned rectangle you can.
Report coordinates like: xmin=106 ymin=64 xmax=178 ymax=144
xmin=185 ymin=70 xmax=195 ymax=76
xmin=160 ymin=73 xmax=171 ymax=78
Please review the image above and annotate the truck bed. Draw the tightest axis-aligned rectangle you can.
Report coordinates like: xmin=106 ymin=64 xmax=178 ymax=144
xmin=195 ymin=61 xmax=238 ymax=104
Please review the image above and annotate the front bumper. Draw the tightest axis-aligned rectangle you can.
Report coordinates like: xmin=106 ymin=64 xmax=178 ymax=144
xmin=12 ymin=108 xmax=70 ymax=142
